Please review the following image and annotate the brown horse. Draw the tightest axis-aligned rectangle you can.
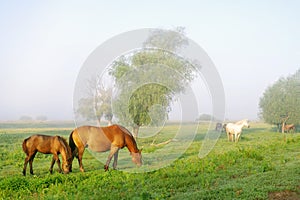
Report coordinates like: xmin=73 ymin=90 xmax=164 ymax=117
xmin=69 ymin=124 xmax=142 ymax=172
xmin=284 ymin=124 xmax=296 ymax=133
xmin=22 ymin=135 xmax=72 ymax=176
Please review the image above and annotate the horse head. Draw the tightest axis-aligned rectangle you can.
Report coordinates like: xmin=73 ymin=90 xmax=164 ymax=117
xmin=238 ymin=119 xmax=250 ymax=128
xmin=131 ymin=149 xmax=142 ymax=167
xmin=58 ymin=136 xmax=72 ymax=174
xmin=244 ymin=120 xmax=250 ymax=128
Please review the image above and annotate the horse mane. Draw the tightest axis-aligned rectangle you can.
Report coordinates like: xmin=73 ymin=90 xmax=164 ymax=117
xmin=117 ymin=125 xmax=139 ymax=152
xmin=235 ymin=119 xmax=248 ymax=125
xmin=118 ymin=125 xmax=133 ymax=137
xmin=57 ymin=136 xmax=72 ymax=160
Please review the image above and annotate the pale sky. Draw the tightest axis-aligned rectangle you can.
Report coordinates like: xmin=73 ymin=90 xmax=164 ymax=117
xmin=0 ymin=1 xmax=299 ymax=121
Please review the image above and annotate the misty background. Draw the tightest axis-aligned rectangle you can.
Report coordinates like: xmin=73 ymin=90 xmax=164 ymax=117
xmin=0 ymin=1 xmax=299 ymax=121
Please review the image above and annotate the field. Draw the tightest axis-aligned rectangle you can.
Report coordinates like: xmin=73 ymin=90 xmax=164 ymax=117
xmin=0 ymin=122 xmax=299 ymax=199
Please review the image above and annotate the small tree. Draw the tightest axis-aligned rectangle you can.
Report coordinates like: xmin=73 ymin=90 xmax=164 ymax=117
xmin=259 ymin=69 xmax=300 ymax=131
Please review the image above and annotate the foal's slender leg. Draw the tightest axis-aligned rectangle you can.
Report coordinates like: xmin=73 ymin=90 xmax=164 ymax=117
xmin=49 ymin=156 xmax=56 ymax=174
xmin=23 ymin=155 xmax=30 ymax=176
xmin=113 ymin=149 xmax=119 ymax=170
xmin=105 ymin=145 xmax=119 ymax=171
xmin=53 ymin=154 xmax=62 ymax=173
xmin=29 ymin=152 xmax=37 ymax=175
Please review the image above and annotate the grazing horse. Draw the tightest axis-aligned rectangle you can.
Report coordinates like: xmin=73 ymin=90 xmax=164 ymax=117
xmin=222 ymin=123 xmax=227 ymax=132
xmin=22 ymin=135 xmax=72 ymax=176
xmin=225 ymin=119 xmax=250 ymax=142
xmin=215 ymin=123 xmax=223 ymax=132
xmin=283 ymin=124 xmax=295 ymax=133
xmin=221 ymin=124 xmax=227 ymax=132
xmin=69 ymin=124 xmax=142 ymax=172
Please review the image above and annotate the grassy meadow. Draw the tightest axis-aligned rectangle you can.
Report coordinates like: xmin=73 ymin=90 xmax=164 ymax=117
xmin=0 ymin=121 xmax=299 ymax=199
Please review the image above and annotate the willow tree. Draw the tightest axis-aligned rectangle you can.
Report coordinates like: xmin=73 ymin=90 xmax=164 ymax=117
xmin=109 ymin=27 xmax=197 ymax=137
xmin=259 ymin=69 xmax=300 ymax=131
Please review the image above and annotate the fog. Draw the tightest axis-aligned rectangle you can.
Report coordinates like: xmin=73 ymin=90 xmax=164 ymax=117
xmin=0 ymin=1 xmax=299 ymax=121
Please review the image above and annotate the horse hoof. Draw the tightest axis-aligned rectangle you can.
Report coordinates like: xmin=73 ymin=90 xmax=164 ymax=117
xmin=104 ymin=165 xmax=109 ymax=171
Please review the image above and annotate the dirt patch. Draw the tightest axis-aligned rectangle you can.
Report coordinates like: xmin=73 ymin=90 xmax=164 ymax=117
xmin=268 ymin=190 xmax=300 ymax=200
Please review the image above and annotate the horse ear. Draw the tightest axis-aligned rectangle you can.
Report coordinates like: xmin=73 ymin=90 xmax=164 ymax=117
xmin=139 ymin=147 xmax=143 ymax=152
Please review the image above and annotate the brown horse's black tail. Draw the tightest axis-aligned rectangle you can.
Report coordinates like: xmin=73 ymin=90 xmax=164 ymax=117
xmin=69 ymin=131 xmax=77 ymax=158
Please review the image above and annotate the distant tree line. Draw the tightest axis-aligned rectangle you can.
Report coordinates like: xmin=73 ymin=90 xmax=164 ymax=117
xmin=19 ymin=115 xmax=48 ymax=121
xmin=196 ymin=114 xmax=219 ymax=121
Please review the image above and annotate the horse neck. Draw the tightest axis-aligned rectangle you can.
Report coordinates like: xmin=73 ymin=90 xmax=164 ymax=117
xmin=233 ymin=123 xmax=244 ymax=129
xmin=118 ymin=125 xmax=139 ymax=153
xmin=125 ymin=134 xmax=139 ymax=153
xmin=58 ymin=138 xmax=71 ymax=162
xmin=241 ymin=123 xmax=249 ymax=128
xmin=236 ymin=119 xmax=246 ymax=125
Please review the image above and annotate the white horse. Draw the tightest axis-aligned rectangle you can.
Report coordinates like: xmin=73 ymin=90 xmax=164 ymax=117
xmin=225 ymin=119 xmax=250 ymax=142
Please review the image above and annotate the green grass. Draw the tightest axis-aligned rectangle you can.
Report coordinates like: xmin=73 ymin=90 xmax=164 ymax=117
xmin=0 ymin=122 xmax=299 ymax=199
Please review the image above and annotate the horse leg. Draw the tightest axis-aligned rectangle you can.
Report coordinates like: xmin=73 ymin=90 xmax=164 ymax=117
xmin=235 ymin=133 xmax=240 ymax=143
xmin=105 ymin=145 xmax=119 ymax=171
xmin=227 ymin=131 xmax=234 ymax=142
xmin=113 ymin=149 xmax=119 ymax=170
xmin=49 ymin=156 xmax=56 ymax=174
xmin=23 ymin=155 xmax=30 ymax=176
xmin=50 ymin=154 xmax=62 ymax=174
xmin=77 ymin=147 xmax=85 ymax=172
xmin=70 ymin=147 xmax=78 ymax=172
xmin=55 ymin=154 xmax=62 ymax=173
xmin=28 ymin=152 xmax=37 ymax=175
xmin=226 ymin=131 xmax=230 ymax=141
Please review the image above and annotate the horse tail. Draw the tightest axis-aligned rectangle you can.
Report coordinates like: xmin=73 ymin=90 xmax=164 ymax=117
xmin=69 ymin=130 xmax=78 ymax=157
xmin=22 ymin=137 xmax=29 ymax=155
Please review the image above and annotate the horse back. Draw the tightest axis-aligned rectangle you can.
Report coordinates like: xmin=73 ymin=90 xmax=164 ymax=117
xmin=23 ymin=135 xmax=60 ymax=154
xmin=102 ymin=125 xmax=127 ymax=146
xmin=226 ymin=123 xmax=241 ymax=133
xmin=73 ymin=126 xmax=113 ymax=152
